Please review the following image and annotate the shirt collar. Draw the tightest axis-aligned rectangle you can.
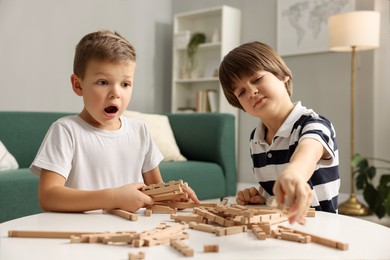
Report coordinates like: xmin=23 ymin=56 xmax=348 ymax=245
xmin=254 ymin=101 xmax=306 ymax=142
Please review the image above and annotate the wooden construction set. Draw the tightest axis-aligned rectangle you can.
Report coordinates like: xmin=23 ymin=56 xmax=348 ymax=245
xmin=8 ymin=180 xmax=348 ymax=259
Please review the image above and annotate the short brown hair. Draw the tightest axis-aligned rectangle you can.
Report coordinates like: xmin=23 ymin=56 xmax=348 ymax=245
xmin=73 ymin=30 xmax=136 ymax=78
xmin=219 ymin=41 xmax=293 ymax=110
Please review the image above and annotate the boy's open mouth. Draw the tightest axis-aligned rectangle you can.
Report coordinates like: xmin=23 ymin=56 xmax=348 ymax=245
xmin=104 ymin=105 xmax=118 ymax=114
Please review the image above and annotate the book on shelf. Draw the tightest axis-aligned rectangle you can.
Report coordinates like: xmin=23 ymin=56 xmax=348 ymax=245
xmin=196 ymin=89 xmax=218 ymax=113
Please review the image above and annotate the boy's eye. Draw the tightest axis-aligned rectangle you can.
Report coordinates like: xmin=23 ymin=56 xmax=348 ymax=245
xmin=97 ymin=80 xmax=108 ymax=86
xmin=252 ymin=76 xmax=262 ymax=84
xmin=122 ymin=82 xmax=132 ymax=88
xmin=235 ymin=89 xmax=245 ymax=98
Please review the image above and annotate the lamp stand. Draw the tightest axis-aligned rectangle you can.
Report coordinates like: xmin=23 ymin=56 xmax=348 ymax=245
xmin=338 ymin=46 xmax=370 ymax=216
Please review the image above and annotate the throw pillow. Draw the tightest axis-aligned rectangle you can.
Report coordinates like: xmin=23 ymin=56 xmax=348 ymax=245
xmin=0 ymin=140 xmax=19 ymax=171
xmin=123 ymin=111 xmax=187 ymax=162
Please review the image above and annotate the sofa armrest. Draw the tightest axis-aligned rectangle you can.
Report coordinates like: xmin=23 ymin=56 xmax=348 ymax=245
xmin=166 ymin=113 xmax=237 ymax=196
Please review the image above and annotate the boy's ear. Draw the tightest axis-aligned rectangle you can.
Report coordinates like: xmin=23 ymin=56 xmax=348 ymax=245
xmin=284 ymin=76 xmax=290 ymax=83
xmin=71 ymin=74 xmax=83 ymax=96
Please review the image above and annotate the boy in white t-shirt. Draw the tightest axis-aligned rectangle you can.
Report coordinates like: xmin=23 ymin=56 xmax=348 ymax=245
xmin=31 ymin=30 xmax=199 ymax=213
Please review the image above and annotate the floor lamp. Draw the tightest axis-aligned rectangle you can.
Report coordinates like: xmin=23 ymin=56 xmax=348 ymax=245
xmin=328 ymin=11 xmax=380 ymax=216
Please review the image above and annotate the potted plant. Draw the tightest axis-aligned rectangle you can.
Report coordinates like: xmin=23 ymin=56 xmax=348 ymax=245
xmin=352 ymin=153 xmax=390 ymax=219
xmin=186 ymin=32 xmax=206 ymax=73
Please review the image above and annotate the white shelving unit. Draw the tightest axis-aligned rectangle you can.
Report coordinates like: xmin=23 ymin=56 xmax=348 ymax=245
xmin=171 ymin=5 xmax=241 ymax=115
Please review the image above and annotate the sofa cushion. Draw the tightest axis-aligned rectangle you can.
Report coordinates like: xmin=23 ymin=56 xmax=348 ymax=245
xmin=123 ymin=111 xmax=186 ymax=162
xmin=159 ymin=161 xmax=226 ymax=200
xmin=0 ymin=141 xmax=19 ymax=172
xmin=0 ymin=168 xmax=42 ymax=223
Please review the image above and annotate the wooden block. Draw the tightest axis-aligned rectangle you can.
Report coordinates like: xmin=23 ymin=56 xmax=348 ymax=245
xmin=218 ymin=198 xmax=228 ymax=206
xmin=188 ymin=222 xmax=217 ymax=234
xmin=144 ymin=209 xmax=152 ymax=217
xmin=149 ymin=205 xmax=177 ymax=214
xmin=204 ymin=244 xmax=219 ymax=252
xmin=280 ymin=231 xmax=311 ymax=243
xmin=140 ymin=223 xmax=186 ymax=241
xmin=151 ymin=191 xmax=187 ymax=202
xmin=252 ymin=225 xmax=267 ymax=240
xmin=306 ymin=208 xmax=316 ymax=217
xmin=170 ymin=239 xmax=194 ymax=257
xmin=257 ymin=223 xmax=271 ymax=235
xmin=193 ymin=207 xmax=210 ymax=217
xmin=170 ymin=213 xmax=204 ymax=223
xmin=216 ymin=225 xmax=247 ymax=236
xmin=278 ymin=225 xmax=348 ymax=250
xmin=8 ymin=230 xmax=95 ymax=239
xmin=104 ymin=209 xmax=138 ymax=221
xmin=132 ymin=239 xmax=145 ymax=247
xmin=231 ymin=204 xmax=247 ymax=210
xmin=141 ymin=180 xmax=184 ymax=196
xmin=157 ymin=201 xmax=217 ymax=209
xmin=128 ymin=251 xmax=145 ymax=260
xmin=102 ymin=232 xmax=138 ymax=244
xmin=144 ymin=237 xmax=170 ymax=246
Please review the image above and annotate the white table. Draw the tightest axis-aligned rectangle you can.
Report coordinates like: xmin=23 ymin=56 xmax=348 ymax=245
xmin=1 ymin=209 xmax=389 ymax=260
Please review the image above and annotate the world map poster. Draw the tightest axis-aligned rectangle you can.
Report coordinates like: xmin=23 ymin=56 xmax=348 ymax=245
xmin=277 ymin=0 xmax=355 ymax=56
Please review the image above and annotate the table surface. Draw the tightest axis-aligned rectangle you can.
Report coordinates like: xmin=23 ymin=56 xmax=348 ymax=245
xmin=1 ymin=207 xmax=390 ymax=260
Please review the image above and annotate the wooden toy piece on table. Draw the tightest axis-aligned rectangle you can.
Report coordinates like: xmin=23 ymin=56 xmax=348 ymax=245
xmin=141 ymin=180 xmax=189 ymax=202
xmin=169 ymin=203 xmax=348 ymax=250
xmin=104 ymin=209 xmax=138 ymax=221
xmin=278 ymin=226 xmax=349 ymax=250
xmin=128 ymin=251 xmax=145 ymax=260
xmin=204 ymin=244 xmax=219 ymax=253
xmin=188 ymin=221 xmax=247 ymax=236
xmin=170 ymin=239 xmax=194 ymax=257
xmin=140 ymin=180 xmax=217 ymax=215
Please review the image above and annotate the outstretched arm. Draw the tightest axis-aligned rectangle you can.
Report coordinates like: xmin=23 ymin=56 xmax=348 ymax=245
xmin=273 ymin=138 xmax=327 ymax=224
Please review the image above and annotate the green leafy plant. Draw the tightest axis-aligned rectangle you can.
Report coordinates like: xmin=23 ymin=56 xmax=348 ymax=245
xmin=186 ymin=32 xmax=206 ymax=70
xmin=353 ymin=153 xmax=390 ymax=218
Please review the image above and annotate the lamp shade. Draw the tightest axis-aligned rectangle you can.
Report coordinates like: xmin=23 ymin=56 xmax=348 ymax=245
xmin=328 ymin=11 xmax=380 ymax=52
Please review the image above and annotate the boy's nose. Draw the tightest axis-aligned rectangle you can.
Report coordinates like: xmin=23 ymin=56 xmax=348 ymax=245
xmin=248 ymin=85 xmax=258 ymax=98
xmin=109 ymin=86 xmax=121 ymax=99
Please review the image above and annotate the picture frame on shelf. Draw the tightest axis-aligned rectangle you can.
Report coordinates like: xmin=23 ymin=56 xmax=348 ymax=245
xmin=276 ymin=0 xmax=355 ymax=56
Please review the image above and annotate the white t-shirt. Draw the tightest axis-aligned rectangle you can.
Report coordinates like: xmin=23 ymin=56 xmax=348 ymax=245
xmin=30 ymin=115 xmax=163 ymax=190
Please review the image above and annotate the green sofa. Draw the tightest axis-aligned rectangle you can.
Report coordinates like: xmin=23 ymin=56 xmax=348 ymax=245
xmin=0 ymin=111 xmax=236 ymax=223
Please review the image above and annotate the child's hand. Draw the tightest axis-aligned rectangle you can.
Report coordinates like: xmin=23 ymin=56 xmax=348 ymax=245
xmin=113 ymin=182 xmax=154 ymax=212
xmin=182 ymin=183 xmax=200 ymax=204
xmin=236 ymin=187 xmax=265 ymax=205
xmin=273 ymin=171 xmax=313 ymax=224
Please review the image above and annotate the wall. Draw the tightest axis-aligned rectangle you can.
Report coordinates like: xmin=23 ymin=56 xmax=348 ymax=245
xmin=0 ymin=0 xmax=172 ymax=113
xmin=172 ymin=0 xmax=390 ymax=194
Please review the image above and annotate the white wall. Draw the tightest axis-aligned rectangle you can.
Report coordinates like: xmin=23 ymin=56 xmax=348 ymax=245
xmin=0 ymin=0 xmax=172 ymax=113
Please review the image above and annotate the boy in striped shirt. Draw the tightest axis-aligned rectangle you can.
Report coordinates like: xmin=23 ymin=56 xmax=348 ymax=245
xmin=219 ymin=42 xmax=340 ymax=224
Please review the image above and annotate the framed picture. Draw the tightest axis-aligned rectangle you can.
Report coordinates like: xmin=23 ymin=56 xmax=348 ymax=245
xmin=277 ymin=0 xmax=355 ymax=56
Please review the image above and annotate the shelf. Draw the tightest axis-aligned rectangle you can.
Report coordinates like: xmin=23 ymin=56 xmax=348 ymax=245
xmin=171 ymin=5 xmax=241 ymax=116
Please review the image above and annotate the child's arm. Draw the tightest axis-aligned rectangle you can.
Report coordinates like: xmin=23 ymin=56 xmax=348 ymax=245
xmin=38 ymin=169 xmax=154 ymax=213
xmin=236 ymin=186 xmax=265 ymax=205
xmin=273 ymin=138 xmax=327 ymax=224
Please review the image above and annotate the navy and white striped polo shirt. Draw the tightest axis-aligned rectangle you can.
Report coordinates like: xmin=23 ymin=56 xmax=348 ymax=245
xmin=249 ymin=102 xmax=340 ymax=213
